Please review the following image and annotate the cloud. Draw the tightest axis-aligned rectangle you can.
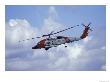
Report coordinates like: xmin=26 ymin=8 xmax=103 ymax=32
xmin=6 ymin=19 xmax=40 ymax=47
xmin=47 ymin=42 xmax=106 ymax=71
xmin=83 ymin=36 xmax=92 ymax=43
xmin=41 ymin=6 xmax=64 ymax=35
xmin=5 ymin=6 xmax=106 ymax=71
xmin=48 ymin=6 xmax=58 ymax=20
xmin=9 ymin=19 xmax=18 ymax=27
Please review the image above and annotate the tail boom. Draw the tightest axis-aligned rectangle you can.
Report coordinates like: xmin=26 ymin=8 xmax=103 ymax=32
xmin=80 ymin=27 xmax=90 ymax=39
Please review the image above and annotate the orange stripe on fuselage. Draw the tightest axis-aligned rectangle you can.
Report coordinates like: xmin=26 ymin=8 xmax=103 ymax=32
xmin=64 ymin=37 xmax=70 ymax=43
xmin=38 ymin=39 xmax=46 ymax=48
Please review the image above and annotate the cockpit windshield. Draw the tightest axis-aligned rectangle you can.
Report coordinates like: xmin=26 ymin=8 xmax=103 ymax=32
xmin=57 ymin=36 xmax=63 ymax=39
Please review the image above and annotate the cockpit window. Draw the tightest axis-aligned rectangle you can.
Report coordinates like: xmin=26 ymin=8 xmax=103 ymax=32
xmin=57 ymin=36 xmax=63 ymax=39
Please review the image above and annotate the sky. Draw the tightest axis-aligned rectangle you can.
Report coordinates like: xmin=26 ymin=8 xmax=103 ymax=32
xmin=5 ymin=5 xmax=106 ymax=71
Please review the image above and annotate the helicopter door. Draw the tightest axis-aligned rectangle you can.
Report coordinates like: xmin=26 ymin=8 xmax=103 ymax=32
xmin=45 ymin=39 xmax=57 ymax=47
xmin=45 ymin=40 xmax=52 ymax=47
xmin=54 ymin=38 xmax=66 ymax=45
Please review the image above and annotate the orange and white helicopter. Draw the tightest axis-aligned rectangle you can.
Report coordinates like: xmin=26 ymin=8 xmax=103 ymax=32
xmin=19 ymin=23 xmax=92 ymax=50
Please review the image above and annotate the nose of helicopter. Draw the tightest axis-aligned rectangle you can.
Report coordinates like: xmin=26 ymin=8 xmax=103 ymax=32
xmin=32 ymin=45 xmax=39 ymax=49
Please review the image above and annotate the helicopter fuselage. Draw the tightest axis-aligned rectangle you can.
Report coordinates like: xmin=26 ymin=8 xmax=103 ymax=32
xmin=19 ymin=23 xmax=92 ymax=50
xmin=32 ymin=36 xmax=81 ymax=50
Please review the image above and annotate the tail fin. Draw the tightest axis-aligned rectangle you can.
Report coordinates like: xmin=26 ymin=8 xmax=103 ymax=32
xmin=80 ymin=23 xmax=92 ymax=39
xmin=80 ymin=27 xmax=89 ymax=39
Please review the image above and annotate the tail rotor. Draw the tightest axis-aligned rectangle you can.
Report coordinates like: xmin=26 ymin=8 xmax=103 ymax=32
xmin=80 ymin=22 xmax=93 ymax=39
xmin=82 ymin=22 xmax=93 ymax=31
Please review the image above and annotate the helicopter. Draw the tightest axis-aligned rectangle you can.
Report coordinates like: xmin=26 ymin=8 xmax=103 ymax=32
xmin=19 ymin=23 xmax=92 ymax=50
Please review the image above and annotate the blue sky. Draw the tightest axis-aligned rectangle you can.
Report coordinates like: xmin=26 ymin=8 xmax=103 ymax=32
xmin=5 ymin=5 xmax=106 ymax=71
xmin=6 ymin=5 xmax=105 ymax=28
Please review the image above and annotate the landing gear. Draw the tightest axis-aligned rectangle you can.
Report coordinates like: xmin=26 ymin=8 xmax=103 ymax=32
xmin=65 ymin=46 xmax=67 ymax=47
xmin=45 ymin=47 xmax=50 ymax=50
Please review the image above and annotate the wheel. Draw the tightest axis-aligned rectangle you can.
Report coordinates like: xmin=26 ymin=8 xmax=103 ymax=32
xmin=45 ymin=48 xmax=49 ymax=50
xmin=65 ymin=46 xmax=67 ymax=47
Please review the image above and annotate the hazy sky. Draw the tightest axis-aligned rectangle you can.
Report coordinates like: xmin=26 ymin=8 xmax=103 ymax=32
xmin=5 ymin=5 xmax=106 ymax=71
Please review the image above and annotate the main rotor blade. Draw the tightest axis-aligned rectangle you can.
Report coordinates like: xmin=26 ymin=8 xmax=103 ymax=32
xmin=19 ymin=36 xmax=41 ymax=42
xmin=51 ymin=25 xmax=79 ymax=35
xmin=19 ymin=25 xmax=79 ymax=42
xmin=82 ymin=24 xmax=86 ymax=27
